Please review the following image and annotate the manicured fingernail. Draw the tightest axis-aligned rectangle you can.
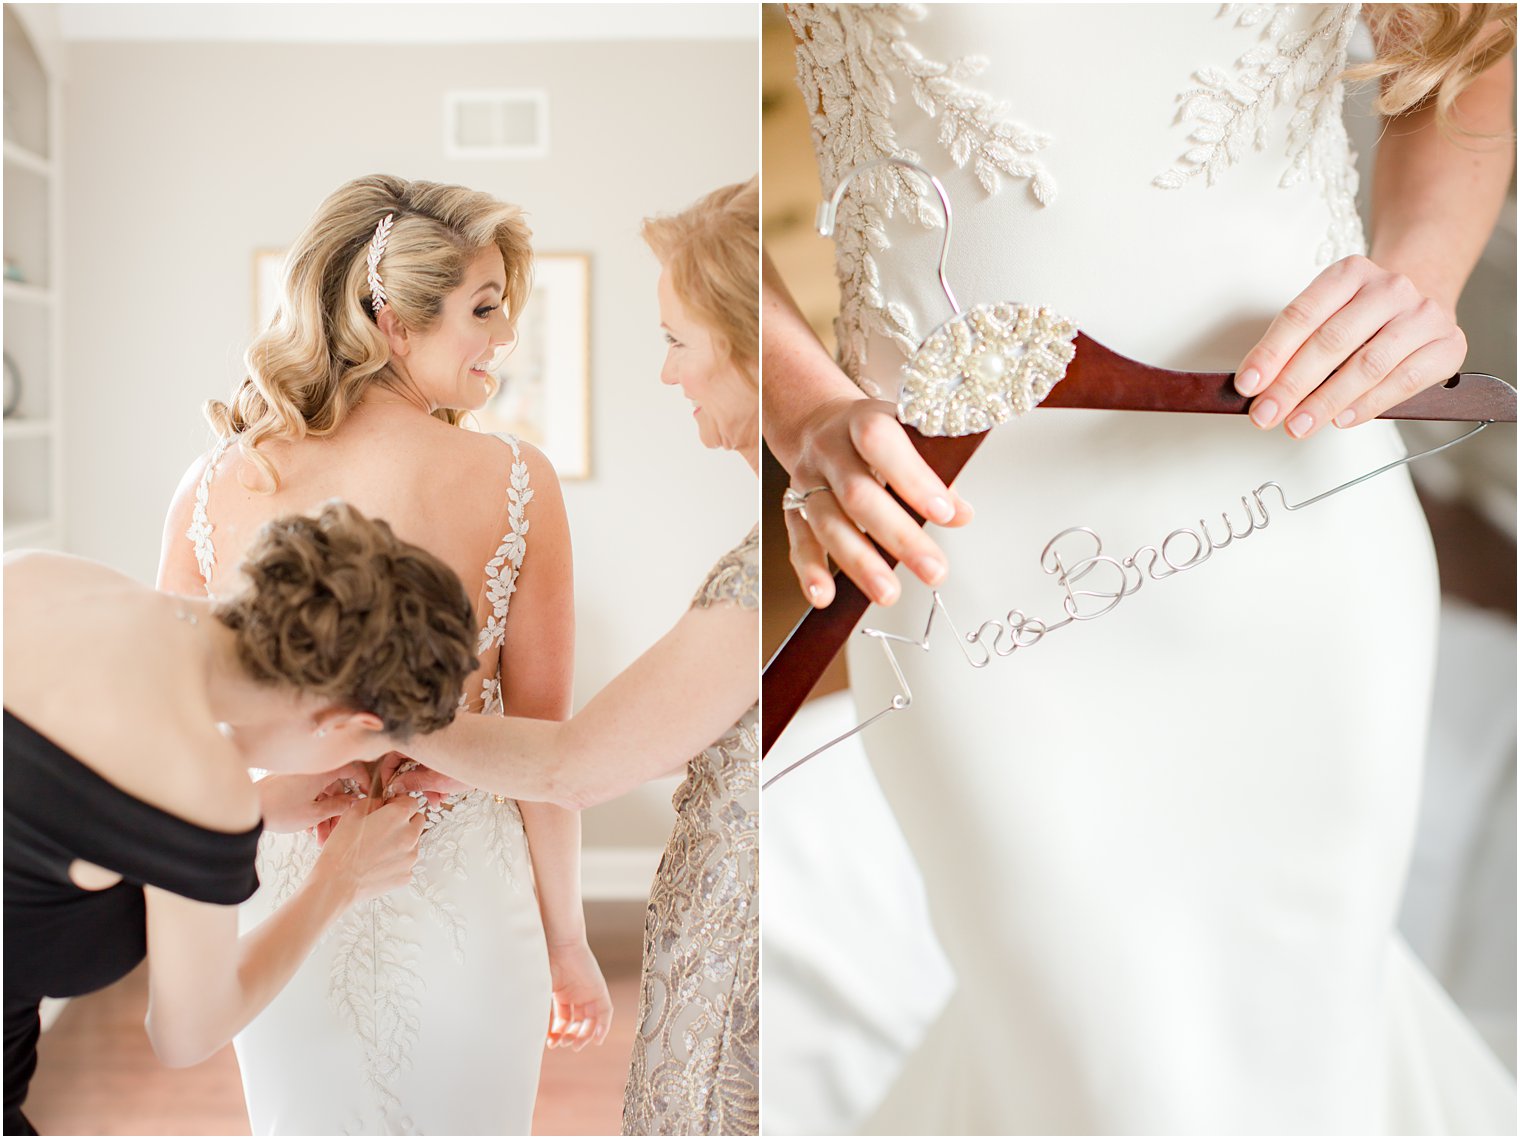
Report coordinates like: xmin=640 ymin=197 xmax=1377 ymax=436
xmin=870 ymin=573 xmax=899 ymax=604
xmin=807 ymin=582 xmax=829 ymax=607
xmin=911 ymin=554 xmax=946 ymax=586
xmin=1236 ymin=367 xmax=1263 ymax=397
xmin=1287 ymin=412 xmax=1313 ymax=438
xmin=1250 ymin=398 xmax=1278 ymax=428
xmin=1334 ymin=408 xmax=1356 ymax=428
xmin=927 ymin=495 xmax=954 ymax=524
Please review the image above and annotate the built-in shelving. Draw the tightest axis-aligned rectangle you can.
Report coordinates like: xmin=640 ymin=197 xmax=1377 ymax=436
xmin=3 ymin=6 xmax=64 ymax=553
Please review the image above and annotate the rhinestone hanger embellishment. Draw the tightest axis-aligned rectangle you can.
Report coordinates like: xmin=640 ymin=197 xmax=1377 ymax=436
xmin=818 ymin=158 xmax=1078 ymax=439
xmin=899 ymin=302 xmax=1078 ymax=436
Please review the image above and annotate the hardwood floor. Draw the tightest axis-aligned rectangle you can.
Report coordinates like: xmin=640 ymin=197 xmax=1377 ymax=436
xmin=24 ymin=920 xmax=644 ymax=1137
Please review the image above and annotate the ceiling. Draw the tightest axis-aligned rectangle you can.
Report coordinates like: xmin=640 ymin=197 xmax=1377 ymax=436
xmin=54 ymin=3 xmax=757 ymax=44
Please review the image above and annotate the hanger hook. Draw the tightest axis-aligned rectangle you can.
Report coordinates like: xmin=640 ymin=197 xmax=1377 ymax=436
xmin=816 ymin=157 xmax=963 ymax=320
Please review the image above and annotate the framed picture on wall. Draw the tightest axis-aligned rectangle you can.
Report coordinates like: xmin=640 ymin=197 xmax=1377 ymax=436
xmin=250 ymin=248 xmax=592 ymax=480
xmin=474 ymin=252 xmax=592 ymax=479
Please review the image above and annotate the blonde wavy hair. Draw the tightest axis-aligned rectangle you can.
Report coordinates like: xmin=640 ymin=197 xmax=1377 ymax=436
xmin=1350 ymin=4 xmax=1517 ymax=136
xmin=213 ymin=501 xmax=478 ymax=740
xmin=209 ymin=175 xmax=533 ymax=490
xmin=641 ymin=177 xmax=760 ymax=386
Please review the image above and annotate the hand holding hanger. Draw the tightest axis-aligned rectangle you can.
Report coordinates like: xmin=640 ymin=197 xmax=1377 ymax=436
xmin=1235 ymin=254 xmax=1469 ymax=439
xmin=772 ymin=159 xmax=1477 ymax=613
xmin=778 ymin=393 xmax=974 ymax=610
xmin=762 ymin=156 xmax=1515 ymax=766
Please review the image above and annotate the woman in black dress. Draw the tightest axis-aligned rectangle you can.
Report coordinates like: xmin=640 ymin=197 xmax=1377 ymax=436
xmin=3 ymin=502 xmax=478 ymax=1134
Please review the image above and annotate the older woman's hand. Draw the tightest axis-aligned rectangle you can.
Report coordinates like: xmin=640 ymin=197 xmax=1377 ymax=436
xmin=785 ymin=395 xmax=973 ymax=609
xmin=380 ymin=753 xmax=473 ymax=805
xmin=1234 ymin=254 xmax=1467 ymax=438
xmin=257 ymin=763 xmax=370 ymax=834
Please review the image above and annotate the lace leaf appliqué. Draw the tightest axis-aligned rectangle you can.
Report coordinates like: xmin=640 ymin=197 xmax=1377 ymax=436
xmin=1154 ymin=3 xmax=1365 ymax=262
xmin=477 ymin=438 xmax=532 ymax=656
xmin=185 ymin=436 xmax=234 ymax=589
xmin=790 ymin=3 xmax=1057 ymax=385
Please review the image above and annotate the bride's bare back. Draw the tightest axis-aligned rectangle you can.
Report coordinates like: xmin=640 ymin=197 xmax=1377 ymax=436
xmin=158 ymin=397 xmax=573 ymax=716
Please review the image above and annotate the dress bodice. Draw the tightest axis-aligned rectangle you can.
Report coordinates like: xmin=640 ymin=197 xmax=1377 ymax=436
xmin=790 ymin=3 xmax=1366 ymax=394
xmin=623 ymin=526 xmax=760 ymax=1135
xmin=676 ymin=525 xmax=760 ymax=825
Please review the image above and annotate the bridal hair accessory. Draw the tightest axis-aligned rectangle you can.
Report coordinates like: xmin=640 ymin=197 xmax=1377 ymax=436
xmin=762 ymin=159 xmax=1517 ymax=789
xmin=817 ymin=159 xmax=1078 ymax=436
xmin=366 ymin=213 xmax=395 ymax=314
xmin=782 ymin=485 xmax=834 ymax=523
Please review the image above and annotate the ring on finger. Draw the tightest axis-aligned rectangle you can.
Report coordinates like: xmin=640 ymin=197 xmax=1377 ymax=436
xmin=782 ymin=484 xmax=833 ymax=523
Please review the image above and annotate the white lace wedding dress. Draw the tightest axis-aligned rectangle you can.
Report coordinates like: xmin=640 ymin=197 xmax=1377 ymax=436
xmin=188 ymin=435 xmax=549 ymax=1135
xmin=782 ymin=4 xmax=1515 ymax=1133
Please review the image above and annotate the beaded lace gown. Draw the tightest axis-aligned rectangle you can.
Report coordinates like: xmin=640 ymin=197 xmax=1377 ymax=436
xmin=779 ymin=4 xmax=1516 ymax=1134
xmin=623 ymin=527 xmax=760 ymax=1136
xmin=188 ymin=434 xmax=550 ymax=1135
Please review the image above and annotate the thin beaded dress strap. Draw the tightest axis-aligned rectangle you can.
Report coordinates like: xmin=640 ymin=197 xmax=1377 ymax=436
xmin=456 ymin=435 xmax=532 ymax=722
xmin=185 ymin=436 xmax=234 ymax=592
xmin=476 ymin=435 xmax=532 ymax=659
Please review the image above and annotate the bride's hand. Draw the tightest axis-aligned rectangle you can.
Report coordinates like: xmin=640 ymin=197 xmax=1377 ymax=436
xmin=545 ymin=938 xmax=613 ymax=1052
xmin=382 ymin=758 xmax=474 ymax=806
xmin=1235 ymin=254 xmax=1466 ymax=439
xmin=257 ymin=763 xmax=369 ymax=834
xmin=310 ymin=796 xmax=427 ymax=906
xmin=785 ymin=396 xmax=973 ymax=609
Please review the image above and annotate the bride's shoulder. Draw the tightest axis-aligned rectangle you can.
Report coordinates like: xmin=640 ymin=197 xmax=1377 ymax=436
xmin=440 ymin=427 xmax=562 ymax=497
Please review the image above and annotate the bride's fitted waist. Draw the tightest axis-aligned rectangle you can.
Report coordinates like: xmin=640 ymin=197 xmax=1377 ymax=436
xmin=251 ymin=791 xmax=530 ymax=902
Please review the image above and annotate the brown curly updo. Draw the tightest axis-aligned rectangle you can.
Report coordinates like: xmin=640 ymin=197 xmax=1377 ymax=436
xmin=212 ymin=502 xmax=478 ymax=739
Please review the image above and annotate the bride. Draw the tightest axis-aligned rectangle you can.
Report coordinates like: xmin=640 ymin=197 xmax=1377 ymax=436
xmin=764 ymin=5 xmax=1514 ymax=1134
xmin=389 ymin=177 xmax=761 ymax=1135
xmin=157 ymin=174 xmax=610 ymax=1135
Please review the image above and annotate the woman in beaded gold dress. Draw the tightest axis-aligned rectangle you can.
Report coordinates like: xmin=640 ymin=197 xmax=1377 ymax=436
xmin=400 ymin=179 xmax=761 ymax=1135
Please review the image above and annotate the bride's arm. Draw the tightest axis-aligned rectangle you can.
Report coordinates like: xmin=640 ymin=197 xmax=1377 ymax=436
xmin=1233 ymin=21 xmax=1514 ymax=436
xmin=495 ymin=445 xmax=612 ymax=1049
xmin=140 ymin=795 xmax=424 ymax=1067
xmin=402 ymin=583 xmax=756 ymax=811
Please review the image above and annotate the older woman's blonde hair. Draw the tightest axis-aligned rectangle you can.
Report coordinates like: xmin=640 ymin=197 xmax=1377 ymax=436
xmin=209 ymin=175 xmax=532 ymax=490
xmin=641 ymin=177 xmax=759 ymax=386
xmin=1352 ymin=5 xmax=1516 ymax=136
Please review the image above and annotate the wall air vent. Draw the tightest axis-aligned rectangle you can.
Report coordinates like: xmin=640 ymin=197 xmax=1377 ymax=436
xmin=444 ymin=90 xmax=549 ymax=160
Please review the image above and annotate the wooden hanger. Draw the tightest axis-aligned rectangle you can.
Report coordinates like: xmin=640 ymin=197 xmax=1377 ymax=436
xmin=763 ymin=157 xmax=1517 ymax=755
xmin=761 ymin=346 xmax=1517 ymax=755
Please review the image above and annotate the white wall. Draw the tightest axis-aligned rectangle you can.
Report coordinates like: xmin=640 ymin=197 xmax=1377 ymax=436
xmin=61 ymin=27 xmax=757 ymax=849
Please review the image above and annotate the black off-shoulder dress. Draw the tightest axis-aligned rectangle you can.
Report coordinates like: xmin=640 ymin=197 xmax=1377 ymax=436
xmin=3 ymin=710 xmax=261 ymax=1135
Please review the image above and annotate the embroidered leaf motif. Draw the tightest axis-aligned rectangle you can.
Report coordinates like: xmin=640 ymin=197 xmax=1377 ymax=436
xmin=184 ymin=436 xmax=234 ymax=587
xmin=789 ymin=3 xmax=1057 ymax=385
xmin=1152 ymin=4 xmax=1364 ymax=263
